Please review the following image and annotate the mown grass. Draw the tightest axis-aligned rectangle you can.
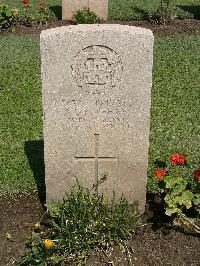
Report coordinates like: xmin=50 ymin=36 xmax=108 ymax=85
xmin=109 ymin=0 xmax=200 ymax=20
xmin=148 ymin=35 xmax=200 ymax=191
xmin=0 ymin=36 xmax=42 ymax=196
xmin=0 ymin=35 xmax=199 ymax=197
xmin=2 ymin=0 xmax=200 ymax=20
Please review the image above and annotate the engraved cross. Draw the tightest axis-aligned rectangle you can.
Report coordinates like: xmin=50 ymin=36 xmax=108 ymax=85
xmin=84 ymin=58 xmax=111 ymax=85
xmin=74 ymin=134 xmax=118 ymax=193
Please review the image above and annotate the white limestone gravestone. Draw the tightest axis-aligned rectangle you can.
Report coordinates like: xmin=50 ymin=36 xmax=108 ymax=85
xmin=40 ymin=25 xmax=154 ymax=213
xmin=62 ymin=0 xmax=108 ymax=21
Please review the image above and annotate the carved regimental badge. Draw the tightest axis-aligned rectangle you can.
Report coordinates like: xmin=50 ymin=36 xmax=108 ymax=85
xmin=71 ymin=45 xmax=123 ymax=94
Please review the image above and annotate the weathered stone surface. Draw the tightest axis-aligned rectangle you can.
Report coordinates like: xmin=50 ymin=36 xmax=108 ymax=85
xmin=40 ymin=24 xmax=154 ymax=213
xmin=62 ymin=0 xmax=108 ymax=21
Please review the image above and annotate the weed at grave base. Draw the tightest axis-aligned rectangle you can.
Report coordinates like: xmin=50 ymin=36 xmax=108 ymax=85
xmin=17 ymin=184 xmax=140 ymax=265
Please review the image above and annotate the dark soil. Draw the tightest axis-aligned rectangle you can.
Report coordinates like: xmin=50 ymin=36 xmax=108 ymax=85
xmin=0 ymin=195 xmax=199 ymax=266
xmin=0 ymin=196 xmax=44 ymax=266
xmin=0 ymin=19 xmax=200 ymax=37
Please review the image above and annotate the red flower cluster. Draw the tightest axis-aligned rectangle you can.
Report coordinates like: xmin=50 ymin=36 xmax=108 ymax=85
xmin=194 ymin=169 xmax=200 ymax=182
xmin=170 ymin=154 xmax=185 ymax=165
xmin=22 ymin=0 xmax=29 ymax=5
xmin=155 ymin=154 xmax=200 ymax=184
xmin=40 ymin=1 xmax=45 ymax=9
xmin=155 ymin=169 xmax=168 ymax=181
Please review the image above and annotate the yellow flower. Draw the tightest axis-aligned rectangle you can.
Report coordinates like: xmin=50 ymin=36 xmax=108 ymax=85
xmin=34 ymin=222 xmax=41 ymax=230
xmin=43 ymin=239 xmax=53 ymax=250
xmin=6 ymin=232 xmax=12 ymax=240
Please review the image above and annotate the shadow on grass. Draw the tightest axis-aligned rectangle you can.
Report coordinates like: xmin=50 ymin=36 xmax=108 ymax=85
xmin=133 ymin=7 xmax=150 ymax=20
xmin=24 ymin=140 xmax=45 ymax=205
xmin=177 ymin=5 xmax=200 ymax=19
xmin=154 ymin=160 xmax=167 ymax=168
xmin=49 ymin=5 xmax=62 ymax=20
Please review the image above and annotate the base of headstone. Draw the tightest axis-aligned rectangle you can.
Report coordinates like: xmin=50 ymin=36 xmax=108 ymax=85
xmin=62 ymin=0 xmax=108 ymax=21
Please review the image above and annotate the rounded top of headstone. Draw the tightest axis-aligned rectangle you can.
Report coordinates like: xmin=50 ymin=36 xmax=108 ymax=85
xmin=40 ymin=24 xmax=153 ymax=38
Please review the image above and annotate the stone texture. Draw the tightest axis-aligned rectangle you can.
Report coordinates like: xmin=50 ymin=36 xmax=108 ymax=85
xmin=40 ymin=24 xmax=154 ymax=213
xmin=62 ymin=0 xmax=108 ymax=21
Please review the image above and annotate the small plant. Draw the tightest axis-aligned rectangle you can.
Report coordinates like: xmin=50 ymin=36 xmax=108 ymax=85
xmin=73 ymin=7 xmax=101 ymax=24
xmin=21 ymin=0 xmax=56 ymax=26
xmin=155 ymin=153 xmax=200 ymax=234
xmin=148 ymin=0 xmax=171 ymax=25
xmin=21 ymin=0 xmax=35 ymax=26
xmin=0 ymin=4 xmax=19 ymax=29
xmin=38 ymin=1 xmax=56 ymax=25
xmin=18 ymin=185 xmax=140 ymax=265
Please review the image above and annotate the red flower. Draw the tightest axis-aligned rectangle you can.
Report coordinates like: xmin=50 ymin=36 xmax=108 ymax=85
xmin=170 ymin=154 xmax=185 ymax=165
xmin=22 ymin=0 xmax=29 ymax=5
xmin=40 ymin=1 xmax=45 ymax=9
xmin=194 ymin=169 xmax=200 ymax=182
xmin=155 ymin=169 xmax=168 ymax=181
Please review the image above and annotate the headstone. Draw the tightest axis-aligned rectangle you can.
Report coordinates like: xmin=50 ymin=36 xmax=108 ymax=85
xmin=40 ymin=25 xmax=154 ymax=213
xmin=62 ymin=0 xmax=108 ymax=21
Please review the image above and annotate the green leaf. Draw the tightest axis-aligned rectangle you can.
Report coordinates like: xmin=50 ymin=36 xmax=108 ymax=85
xmin=165 ymin=207 xmax=179 ymax=216
xmin=193 ymin=194 xmax=200 ymax=206
xmin=179 ymin=191 xmax=194 ymax=209
xmin=5 ymin=9 xmax=11 ymax=17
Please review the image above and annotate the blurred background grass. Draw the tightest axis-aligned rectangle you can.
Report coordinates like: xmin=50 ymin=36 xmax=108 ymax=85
xmin=2 ymin=0 xmax=200 ymax=20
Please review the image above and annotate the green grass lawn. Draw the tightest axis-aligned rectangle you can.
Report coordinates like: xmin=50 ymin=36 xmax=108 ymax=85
xmin=0 ymin=36 xmax=42 ymax=196
xmin=0 ymin=35 xmax=200 ymax=197
xmin=2 ymin=0 xmax=200 ymax=20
